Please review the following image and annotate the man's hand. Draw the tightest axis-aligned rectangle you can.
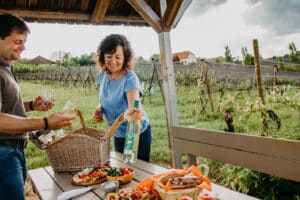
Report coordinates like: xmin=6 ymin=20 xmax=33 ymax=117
xmin=47 ymin=112 xmax=75 ymax=130
xmin=93 ymin=107 xmax=104 ymax=122
xmin=33 ymin=96 xmax=55 ymax=111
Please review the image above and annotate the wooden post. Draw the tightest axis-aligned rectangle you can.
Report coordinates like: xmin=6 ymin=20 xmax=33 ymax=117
xmin=253 ymin=39 xmax=264 ymax=103
xmin=200 ymin=59 xmax=214 ymax=112
xmin=273 ymin=64 xmax=278 ymax=90
xmin=158 ymin=32 xmax=182 ymax=168
xmin=157 ymin=0 xmax=182 ymax=168
xmin=253 ymin=39 xmax=267 ymax=132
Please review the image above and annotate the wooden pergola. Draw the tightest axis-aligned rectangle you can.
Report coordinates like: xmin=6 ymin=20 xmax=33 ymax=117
xmin=0 ymin=0 xmax=190 ymax=166
xmin=1 ymin=0 xmax=299 ymax=183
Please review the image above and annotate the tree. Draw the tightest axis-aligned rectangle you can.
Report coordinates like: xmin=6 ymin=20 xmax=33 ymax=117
xmin=136 ymin=56 xmax=149 ymax=65
xmin=69 ymin=53 xmax=95 ymax=67
xmin=78 ymin=53 xmax=94 ymax=66
xmin=224 ymin=45 xmax=233 ymax=62
xmin=241 ymin=46 xmax=254 ymax=65
xmin=61 ymin=52 xmax=71 ymax=67
xmin=150 ymin=54 xmax=160 ymax=62
xmin=288 ymin=42 xmax=300 ymax=64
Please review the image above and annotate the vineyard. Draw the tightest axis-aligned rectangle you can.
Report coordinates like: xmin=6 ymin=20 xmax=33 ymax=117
xmin=18 ymin=62 xmax=300 ymax=199
xmin=15 ymin=62 xmax=300 ymax=138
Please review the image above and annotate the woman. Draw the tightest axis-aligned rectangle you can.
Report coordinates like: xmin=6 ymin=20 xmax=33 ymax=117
xmin=93 ymin=34 xmax=151 ymax=162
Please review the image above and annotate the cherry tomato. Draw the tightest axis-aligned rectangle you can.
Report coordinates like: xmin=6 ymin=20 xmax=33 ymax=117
xmin=121 ymin=168 xmax=130 ymax=175
xmin=92 ymin=171 xmax=100 ymax=177
xmin=180 ymin=197 xmax=193 ymax=200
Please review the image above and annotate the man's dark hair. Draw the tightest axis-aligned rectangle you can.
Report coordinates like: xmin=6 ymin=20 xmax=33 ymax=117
xmin=0 ymin=13 xmax=30 ymax=39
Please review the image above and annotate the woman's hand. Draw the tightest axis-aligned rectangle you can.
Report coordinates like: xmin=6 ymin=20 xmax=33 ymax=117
xmin=124 ymin=108 xmax=144 ymax=122
xmin=93 ymin=107 xmax=104 ymax=122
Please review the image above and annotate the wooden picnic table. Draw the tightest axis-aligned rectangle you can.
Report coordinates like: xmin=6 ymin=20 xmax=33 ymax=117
xmin=28 ymin=152 xmax=259 ymax=200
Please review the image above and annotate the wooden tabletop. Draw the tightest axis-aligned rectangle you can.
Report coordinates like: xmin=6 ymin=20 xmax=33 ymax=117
xmin=28 ymin=152 xmax=259 ymax=200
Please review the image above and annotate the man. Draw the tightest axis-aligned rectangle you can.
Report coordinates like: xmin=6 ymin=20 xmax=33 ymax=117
xmin=0 ymin=14 xmax=75 ymax=199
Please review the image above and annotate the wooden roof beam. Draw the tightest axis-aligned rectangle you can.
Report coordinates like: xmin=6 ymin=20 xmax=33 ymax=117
xmin=162 ymin=0 xmax=182 ymax=31
xmin=91 ymin=0 xmax=110 ymax=24
xmin=162 ymin=0 xmax=192 ymax=31
xmin=171 ymin=0 xmax=192 ymax=28
xmin=0 ymin=9 xmax=145 ymax=24
xmin=0 ymin=9 xmax=91 ymax=21
xmin=127 ymin=0 xmax=163 ymax=33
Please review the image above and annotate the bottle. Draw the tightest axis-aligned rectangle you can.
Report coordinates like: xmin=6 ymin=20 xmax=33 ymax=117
xmin=130 ymin=100 xmax=141 ymax=163
xmin=123 ymin=100 xmax=140 ymax=163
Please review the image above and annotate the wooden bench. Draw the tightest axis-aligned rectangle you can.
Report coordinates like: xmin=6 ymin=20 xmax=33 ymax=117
xmin=171 ymin=125 xmax=300 ymax=182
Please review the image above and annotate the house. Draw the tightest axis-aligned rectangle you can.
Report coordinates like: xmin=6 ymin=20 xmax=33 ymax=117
xmin=173 ymin=51 xmax=197 ymax=65
xmin=27 ymin=55 xmax=55 ymax=65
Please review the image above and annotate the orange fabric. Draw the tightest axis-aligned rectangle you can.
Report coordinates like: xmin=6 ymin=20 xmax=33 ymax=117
xmin=165 ymin=180 xmax=172 ymax=191
xmin=136 ymin=165 xmax=212 ymax=192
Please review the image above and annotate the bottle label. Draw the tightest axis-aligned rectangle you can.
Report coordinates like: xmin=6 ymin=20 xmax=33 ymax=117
xmin=124 ymin=133 xmax=134 ymax=154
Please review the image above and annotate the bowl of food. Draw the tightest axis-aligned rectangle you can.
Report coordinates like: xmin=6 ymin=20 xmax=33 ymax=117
xmin=100 ymin=181 xmax=119 ymax=193
xmin=106 ymin=167 xmax=134 ymax=185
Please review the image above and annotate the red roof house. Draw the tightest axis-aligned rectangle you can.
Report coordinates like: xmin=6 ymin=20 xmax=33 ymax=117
xmin=173 ymin=51 xmax=197 ymax=65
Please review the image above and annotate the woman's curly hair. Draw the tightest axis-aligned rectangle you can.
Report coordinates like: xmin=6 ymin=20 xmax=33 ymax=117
xmin=96 ymin=34 xmax=134 ymax=73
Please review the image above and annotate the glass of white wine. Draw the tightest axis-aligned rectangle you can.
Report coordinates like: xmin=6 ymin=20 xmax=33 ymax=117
xmin=62 ymin=100 xmax=77 ymax=116
xmin=42 ymin=89 xmax=54 ymax=108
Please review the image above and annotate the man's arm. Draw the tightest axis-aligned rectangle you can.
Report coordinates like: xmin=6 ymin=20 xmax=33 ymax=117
xmin=0 ymin=102 xmax=75 ymax=135
xmin=0 ymin=112 xmax=44 ymax=134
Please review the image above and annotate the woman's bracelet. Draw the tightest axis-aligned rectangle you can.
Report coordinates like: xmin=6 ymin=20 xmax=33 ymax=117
xmin=43 ymin=117 xmax=49 ymax=130
xmin=29 ymin=100 xmax=34 ymax=111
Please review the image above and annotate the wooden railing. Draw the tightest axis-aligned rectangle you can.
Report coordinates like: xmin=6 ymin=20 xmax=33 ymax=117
xmin=171 ymin=125 xmax=300 ymax=182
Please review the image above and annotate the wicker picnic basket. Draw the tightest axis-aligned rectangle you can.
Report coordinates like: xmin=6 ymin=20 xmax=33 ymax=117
xmin=43 ymin=110 xmax=124 ymax=172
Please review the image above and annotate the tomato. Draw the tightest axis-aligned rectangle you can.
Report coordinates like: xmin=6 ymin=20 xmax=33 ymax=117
xmin=78 ymin=175 xmax=84 ymax=179
xmin=91 ymin=171 xmax=100 ymax=177
xmin=121 ymin=168 xmax=130 ymax=175
xmin=85 ymin=175 xmax=91 ymax=180
xmin=180 ymin=196 xmax=193 ymax=200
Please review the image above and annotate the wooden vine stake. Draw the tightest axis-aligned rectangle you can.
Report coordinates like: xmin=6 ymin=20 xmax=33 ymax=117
xmin=273 ymin=64 xmax=278 ymax=90
xmin=200 ymin=59 xmax=214 ymax=112
xmin=253 ymin=39 xmax=267 ymax=133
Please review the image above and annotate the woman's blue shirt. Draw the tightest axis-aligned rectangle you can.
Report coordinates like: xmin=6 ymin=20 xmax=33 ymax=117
xmin=97 ymin=70 xmax=150 ymax=137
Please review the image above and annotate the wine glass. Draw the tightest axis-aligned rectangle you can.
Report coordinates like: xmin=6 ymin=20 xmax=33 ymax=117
xmin=62 ymin=100 xmax=77 ymax=116
xmin=41 ymin=89 xmax=54 ymax=115
xmin=42 ymin=89 xmax=54 ymax=107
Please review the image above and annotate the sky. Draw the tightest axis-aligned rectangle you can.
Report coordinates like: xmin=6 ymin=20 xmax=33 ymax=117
xmin=22 ymin=0 xmax=300 ymax=61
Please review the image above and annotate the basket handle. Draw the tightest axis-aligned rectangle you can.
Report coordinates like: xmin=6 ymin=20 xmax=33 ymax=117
xmin=104 ymin=113 xmax=124 ymax=138
xmin=75 ymin=109 xmax=86 ymax=129
xmin=65 ymin=109 xmax=84 ymax=135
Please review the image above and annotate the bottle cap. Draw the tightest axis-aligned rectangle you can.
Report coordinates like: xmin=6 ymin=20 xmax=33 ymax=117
xmin=133 ymin=100 xmax=139 ymax=109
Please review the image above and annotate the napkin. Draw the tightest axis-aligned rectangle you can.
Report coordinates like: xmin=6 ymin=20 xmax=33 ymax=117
xmin=57 ymin=187 xmax=94 ymax=200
